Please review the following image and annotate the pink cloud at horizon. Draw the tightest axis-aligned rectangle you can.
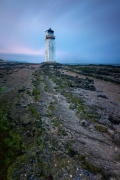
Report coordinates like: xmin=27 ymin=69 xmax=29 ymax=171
xmin=0 ymin=46 xmax=44 ymax=56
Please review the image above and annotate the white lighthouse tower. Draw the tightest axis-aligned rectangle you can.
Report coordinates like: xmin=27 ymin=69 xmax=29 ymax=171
xmin=45 ymin=28 xmax=56 ymax=62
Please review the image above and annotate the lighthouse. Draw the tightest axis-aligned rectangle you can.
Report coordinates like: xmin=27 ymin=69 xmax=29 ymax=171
xmin=45 ymin=28 xmax=56 ymax=62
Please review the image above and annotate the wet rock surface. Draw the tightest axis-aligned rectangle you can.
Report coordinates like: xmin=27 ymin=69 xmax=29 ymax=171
xmin=0 ymin=62 xmax=120 ymax=180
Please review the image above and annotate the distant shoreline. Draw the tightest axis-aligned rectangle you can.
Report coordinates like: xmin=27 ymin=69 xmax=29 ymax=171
xmin=1 ymin=59 xmax=120 ymax=66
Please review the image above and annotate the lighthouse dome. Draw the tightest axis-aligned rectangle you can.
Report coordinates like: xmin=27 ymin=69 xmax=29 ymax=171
xmin=45 ymin=28 xmax=54 ymax=36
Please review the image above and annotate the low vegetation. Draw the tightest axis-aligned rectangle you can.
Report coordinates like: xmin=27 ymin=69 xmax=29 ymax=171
xmin=0 ymin=86 xmax=7 ymax=94
xmin=0 ymin=109 xmax=23 ymax=180
xmin=95 ymin=125 xmax=107 ymax=132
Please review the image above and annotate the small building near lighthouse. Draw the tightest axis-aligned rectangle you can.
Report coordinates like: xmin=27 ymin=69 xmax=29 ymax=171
xmin=45 ymin=28 xmax=56 ymax=62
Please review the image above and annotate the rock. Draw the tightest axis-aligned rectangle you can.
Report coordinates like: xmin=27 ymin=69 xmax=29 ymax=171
xmin=89 ymin=124 xmax=94 ymax=130
xmin=69 ymin=104 xmax=76 ymax=109
xmin=81 ymin=120 xmax=88 ymax=127
xmin=9 ymin=122 xmax=16 ymax=128
xmin=70 ymin=83 xmax=77 ymax=87
xmin=36 ymin=150 xmax=40 ymax=155
xmin=26 ymin=130 xmax=35 ymax=137
xmin=46 ymin=175 xmax=53 ymax=180
xmin=109 ymin=178 xmax=118 ymax=180
xmin=22 ymin=119 xmax=31 ymax=126
xmin=113 ymin=132 xmax=120 ymax=145
xmin=109 ymin=115 xmax=120 ymax=124
xmin=97 ymin=94 xmax=108 ymax=99
xmin=30 ymin=131 xmax=34 ymax=137
xmin=66 ymin=97 xmax=70 ymax=103
xmin=14 ymin=171 xmax=21 ymax=178
xmin=107 ymin=129 xmax=114 ymax=138
xmin=27 ymin=173 xmax=35 ymax=180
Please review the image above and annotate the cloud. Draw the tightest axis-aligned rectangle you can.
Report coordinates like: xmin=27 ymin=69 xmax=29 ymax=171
xmin=0 ymin=0 xmax=120 ymax=64
xmin=0 ymin=46 xmax=44 ymax=55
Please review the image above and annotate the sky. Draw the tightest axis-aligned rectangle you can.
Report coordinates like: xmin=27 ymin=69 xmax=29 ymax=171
xmin=0 ymin=0 xmax=120 ymax=64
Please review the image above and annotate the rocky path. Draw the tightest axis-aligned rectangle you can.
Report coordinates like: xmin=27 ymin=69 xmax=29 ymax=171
xmin=0 ymin=62 xmax=120 ymax=180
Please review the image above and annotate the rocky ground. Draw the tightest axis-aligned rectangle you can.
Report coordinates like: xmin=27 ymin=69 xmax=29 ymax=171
xmin=0 ymin=62 xmax=120 ymax=180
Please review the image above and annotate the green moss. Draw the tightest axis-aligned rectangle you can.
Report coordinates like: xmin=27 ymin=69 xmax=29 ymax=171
xmin=57 ymin=158 xmax=68 ymax=168
xmin=79 ymin=155 xmax=86 ymax=161
xmin=69 ymin=104 xmax=76 ymax=109
xmin=0 ymin=110 xmax=9 ymax=131
xmin=53 ymin=120 xmax=59 ymax=127
xmin=59 ymin=129 xmax=67 ymax=136
xmin=0 ymin=86 xmax=7 ymax=94
xmin=95 ymin=125 xmax=107 ymax=132
xmin=4 ymin=131 xmax=21 ymax=149
xmin=49 ymin=103 xmax=55 ymax=111
xmin=59 ymin=85 xmax=65 ymax=89
xmin=7 ymin=154 xmax=30 ymax=180
xmin=78 ymin=104 xmax=85 ymax=112
xmin=34 ymin=95 xmax=39 ymax=101
xmin=29 ymin=106 xmax=39 ymax=118
xmin=32 ymin=86 xmax=40 ymax=96
xmin=32 ymin=72 xmax=40 ymax=96
xmin=0 ymin=109 xmax=23 ymax=180
xmin=66 ymin=141 xmax=77 ymax=157
xmin=87 ymin=113 xmax=100 ymax=119
xmin=39 ymin=139 xmax=45 ymax=149
xmin=26 ymin=89 xmax=31 ymax=95
xmin=83 ymin=161 xmax=101 ymax=174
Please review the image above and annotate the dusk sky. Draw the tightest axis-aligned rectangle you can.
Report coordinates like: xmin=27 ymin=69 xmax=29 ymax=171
xmin=0 ymin=0 xmax=120 ymax=64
